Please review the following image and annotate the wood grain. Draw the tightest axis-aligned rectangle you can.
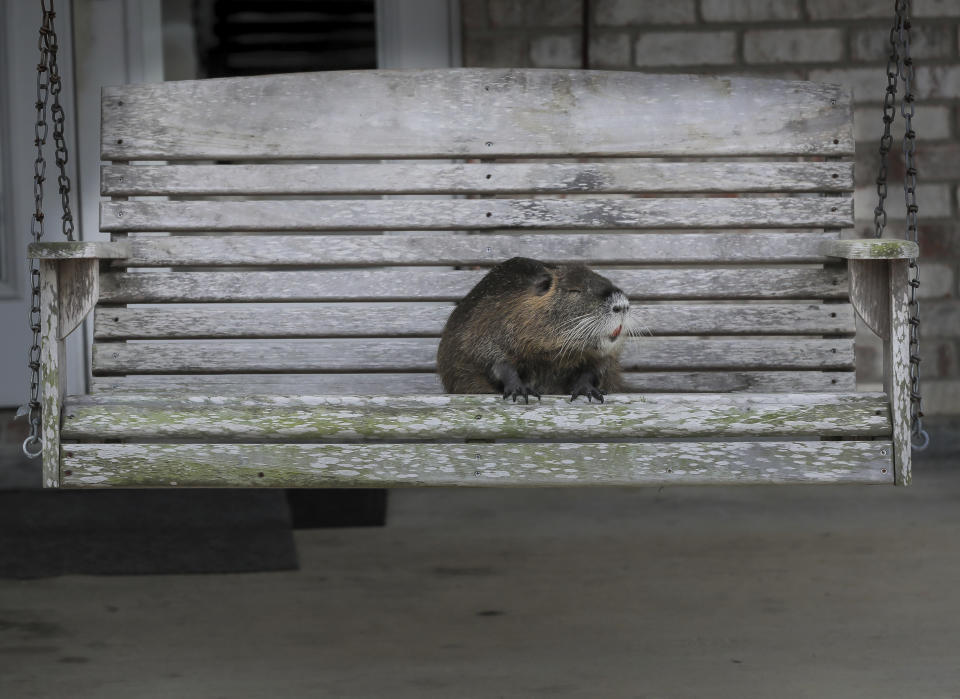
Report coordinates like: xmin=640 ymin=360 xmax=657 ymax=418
xmin=60 ymin=441 xmax=892 ymax=488
xmin=100 ymin=197 xmax=854 ymax=232
xmin=886 ymin=259 xmax=912 ymax=486
xmin=29 ymin=241 xmax=129 ymax=259
xmin=93 ymin=302 xmax=856 ymax=339
xmin=57 ymin=260 xmax=99 ymax=340
xmin=114 ymin=231 xmax=844 ymax=267
xmin=39 ymin=261 xmax=64 ymax=488
xmin=90 ymin=337 xmax=855 ymax=375
xmin=101 ymin=70 xmax=854 ymax=160
xmin=90 ymin=370 xmax=856 ymax=395
xmin=98 ymin=268 xmax=850 ymax=303
xmin=62 ymin=392 xmax=891 ymax=440
xmin=849 ymin=260 xmax=890 ymax=337
xmin=822 ymin=238 xmax=919 ymax=260
xmin=101 ymin=161 xmax=856 ymax=195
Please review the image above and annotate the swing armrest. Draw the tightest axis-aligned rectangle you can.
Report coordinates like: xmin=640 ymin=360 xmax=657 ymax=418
xmin=29 ymin=243 xmax=122 ymax=487
xmin=821 ymin=238 xmax=918 ymax=260
xmin=28 ymin=241 xmax=129 ymax=259
xmin=839 ymin=253 xmax=914 ymax=486
xmin=29 ymin=249 xmax=108 ymax=341
xmin=27 ymin=242 xmax=125 ymax=343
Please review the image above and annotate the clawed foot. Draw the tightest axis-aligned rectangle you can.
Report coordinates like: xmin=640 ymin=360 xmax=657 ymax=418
xmin=502 ymin=378 xmax=541 ymax=404
xmin=570 ymin=378 xmax=605 ymax=404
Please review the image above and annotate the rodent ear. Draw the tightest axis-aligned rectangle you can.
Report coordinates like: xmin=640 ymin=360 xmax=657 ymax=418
xmin=534 ymin=273 xmax=553 ymax=295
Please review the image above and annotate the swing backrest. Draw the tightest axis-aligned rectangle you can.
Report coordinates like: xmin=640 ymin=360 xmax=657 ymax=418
xmin=92 ymin=69 xmax=856 ymax=395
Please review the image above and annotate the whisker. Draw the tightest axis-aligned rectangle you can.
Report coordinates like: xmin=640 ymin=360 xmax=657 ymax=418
xmin=623 ymin=313 xmax=651 ymax=338
xmin=555 ymin=313 xmax=594 ymax=331
xmin=556 ymin=315 xmax=598 ymax=363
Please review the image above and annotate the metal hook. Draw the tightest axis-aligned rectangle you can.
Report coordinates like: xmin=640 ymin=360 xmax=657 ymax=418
xmin=22 ymin=435 xmax=43 ymax=459
xmin=911 ymin=429 xmax=930 ymax=452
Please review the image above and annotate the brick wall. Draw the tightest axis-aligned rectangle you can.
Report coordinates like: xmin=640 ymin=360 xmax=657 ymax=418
xmin=462 ymin=0 xmax=960 ymax=428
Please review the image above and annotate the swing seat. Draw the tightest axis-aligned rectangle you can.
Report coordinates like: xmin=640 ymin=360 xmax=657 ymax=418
xmin=29 ymin=69 xmax=918 ymax=488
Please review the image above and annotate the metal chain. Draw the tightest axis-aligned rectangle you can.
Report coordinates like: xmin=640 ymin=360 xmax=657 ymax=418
xmin=874 ymin=0 xmax=928 ymax=451
xmin=895 ymin=3 xmax=928 ymax=450
xmin=47 ymin=0 xmax=75 ymax=242
xmin=873 ymin=14 xmax=900 ymax=239
xmin=22 ymin=0 xmax=75 ymax=459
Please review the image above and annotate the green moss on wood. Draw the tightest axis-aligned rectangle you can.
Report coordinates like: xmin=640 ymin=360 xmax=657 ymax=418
xmin=59 ymin=441 xmax=894 ymax=488
xmin=62 ymin=394 xmax=892 ymax=440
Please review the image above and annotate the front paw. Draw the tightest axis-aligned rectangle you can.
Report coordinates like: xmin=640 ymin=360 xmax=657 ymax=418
xmin=502 ymin=378 xmax=541 ymax=404
xmin=570 ymin=378 xmax=605 ymax=404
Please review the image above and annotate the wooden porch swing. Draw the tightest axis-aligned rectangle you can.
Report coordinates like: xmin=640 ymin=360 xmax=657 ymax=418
xmin=25 ymin=63 xmax=921 ymax=490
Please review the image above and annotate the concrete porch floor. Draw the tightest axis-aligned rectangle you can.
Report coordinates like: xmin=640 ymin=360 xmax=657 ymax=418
xmin=2 ymin=460 xmax=959 ymax=698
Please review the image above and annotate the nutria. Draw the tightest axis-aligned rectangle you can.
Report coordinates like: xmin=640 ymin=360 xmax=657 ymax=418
xmin=436 ymin=257 xmax=633 ymax=403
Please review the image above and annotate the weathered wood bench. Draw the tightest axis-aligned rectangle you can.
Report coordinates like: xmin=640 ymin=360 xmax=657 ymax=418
xmin=30 ymin=69 xmax=918 ymax=489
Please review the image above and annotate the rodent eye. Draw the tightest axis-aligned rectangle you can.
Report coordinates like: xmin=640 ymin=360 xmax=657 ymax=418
xmin=566 ymin=288 xmax=582 ymax=294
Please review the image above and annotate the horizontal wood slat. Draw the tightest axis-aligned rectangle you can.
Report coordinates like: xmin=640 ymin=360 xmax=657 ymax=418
xmin=822 ymin=238 xmax=919 ymax=260
xmin=62 ymin=393 xmax=891 ymax=440
xmin=91 ymin=338 xmax=855 ymax=375
xmin=98 ymin=268 xmax=849 ymax=303
xmin=90 ymin=371 xmax=856 ymax=395
xmin=93 ymin=302 xmax=856 ymax=339
xmin=100 ymin=198 xmax=853 ymax=231
xmin=101 ymin=70 xmax=854 ymax=160
xmin=60 ymin=441 xmax=892 ymax=488
xmin=101 ymin=162 xmax=856 ymax=195
xmin=29 ymin=241 xmax=130 ymax=260
xmin=113 ymin=232 xmax=843 ymax=266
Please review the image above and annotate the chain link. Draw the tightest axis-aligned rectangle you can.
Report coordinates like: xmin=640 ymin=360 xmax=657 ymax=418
xmin=874 ymin=0 xmax=928 ymax=451
xmin=23 ymin=0 xmax=74 ymax=459
xmin=873 ymin=19 xmax=899 ymax=239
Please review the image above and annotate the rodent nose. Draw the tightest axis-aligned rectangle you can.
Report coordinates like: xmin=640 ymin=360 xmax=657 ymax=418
xmin=610 ymin=291 xmax=629 ymax=314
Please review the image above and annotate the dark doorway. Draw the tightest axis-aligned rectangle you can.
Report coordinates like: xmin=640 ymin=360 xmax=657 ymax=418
xmin=195 ymin=0 xmax=376 ymax=77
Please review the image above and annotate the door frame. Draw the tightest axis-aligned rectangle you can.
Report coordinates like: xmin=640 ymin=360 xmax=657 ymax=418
xmin=377 ymin=0 xmax=462 ymax=69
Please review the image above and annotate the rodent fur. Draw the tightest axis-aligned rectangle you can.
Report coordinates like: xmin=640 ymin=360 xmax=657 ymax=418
xmin=436 ymin=257 xmax=632 ymax=403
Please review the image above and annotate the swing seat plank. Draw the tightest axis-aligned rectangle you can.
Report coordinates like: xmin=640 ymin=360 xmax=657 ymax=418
xmin=61 ymin=393 xmax=891 ymax=441
xmin=30 ymin=68 xmax=914 ymax=488
xmin=60 ymin=441 xmax=892 ymax=489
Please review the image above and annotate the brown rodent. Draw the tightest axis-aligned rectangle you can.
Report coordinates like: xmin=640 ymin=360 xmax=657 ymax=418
xmin=436 ymin=257 xmax=633 ymax=403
